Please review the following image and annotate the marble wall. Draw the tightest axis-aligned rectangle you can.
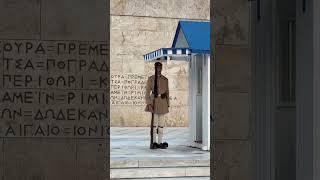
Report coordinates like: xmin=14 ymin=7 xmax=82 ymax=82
xmin=0 ymin=0 xmax=109 ymax=179
xmin=211 ymin=0 xmax=251 ymax=179
xmin=110 ymin=0 xmax=210 ymax=127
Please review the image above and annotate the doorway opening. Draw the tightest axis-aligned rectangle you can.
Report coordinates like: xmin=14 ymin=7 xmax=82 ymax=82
xmin=274 ymin=0 xmax=296 ymax=180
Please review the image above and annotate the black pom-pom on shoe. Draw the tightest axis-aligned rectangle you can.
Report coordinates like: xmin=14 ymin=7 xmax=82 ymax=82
xmin=159 ymin=142 xmax=168 ymax=149
xmin=163 ymin=142 xmax=168 ymax=148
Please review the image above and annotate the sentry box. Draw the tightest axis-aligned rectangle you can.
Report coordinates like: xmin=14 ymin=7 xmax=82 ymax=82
xmin=143 ymin=21 xmax=210 ymax=151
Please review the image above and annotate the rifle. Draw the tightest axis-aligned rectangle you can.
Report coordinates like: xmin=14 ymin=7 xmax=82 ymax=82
xmin=150 ymin=70 xmax=158 ymax=149
xmin=149 ymin=97 xmax=155 ymax=149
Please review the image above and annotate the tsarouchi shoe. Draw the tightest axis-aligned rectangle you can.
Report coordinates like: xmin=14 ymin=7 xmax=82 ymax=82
xmin=159 ymin=142 xmax=168 ymax=149
xmin=150 ymin=142 xmax=158 ymax=149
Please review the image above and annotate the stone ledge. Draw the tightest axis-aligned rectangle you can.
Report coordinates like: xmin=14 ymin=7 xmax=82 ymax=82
xmin=111 ymin=159 xmax=210 ymax=168
xmin=117 ymin=177 xmax=210 ymax=180
xmin=110 ymin=166 xmax=210 ymax=179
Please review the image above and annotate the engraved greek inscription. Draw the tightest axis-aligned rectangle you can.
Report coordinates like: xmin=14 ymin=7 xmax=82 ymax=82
xmin=2 ymin=91 xmax=34 ymax=103
xmin=3 ymin=74 xmax=33 ymax=87
xmin=1 ymin=123 xmax=108 ymax=137
xmin=1 ymin=108 xmax=22 ymax=120
xmin=0 ymin=40 xmax=108 ymax=138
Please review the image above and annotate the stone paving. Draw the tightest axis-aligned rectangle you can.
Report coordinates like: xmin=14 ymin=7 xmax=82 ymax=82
xmin=111 ymin=127 xmax=210 ymax=161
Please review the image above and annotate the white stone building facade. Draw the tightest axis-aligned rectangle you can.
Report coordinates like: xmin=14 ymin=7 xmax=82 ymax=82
xmin=110 ymin=0 xmax=210 ymax=127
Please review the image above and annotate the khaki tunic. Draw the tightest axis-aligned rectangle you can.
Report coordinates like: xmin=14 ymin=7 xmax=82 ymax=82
xmin=145 ymin=75 xmax=170 ymax=114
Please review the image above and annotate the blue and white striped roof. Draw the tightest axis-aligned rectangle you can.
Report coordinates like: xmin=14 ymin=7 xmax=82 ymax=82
xmin=143 ymin=48 xmax=191 ymax=61
xmin=172 ymin=21 xmax=210 ymax=52
xmin=143 ymin=20 xmax=210 ymax=62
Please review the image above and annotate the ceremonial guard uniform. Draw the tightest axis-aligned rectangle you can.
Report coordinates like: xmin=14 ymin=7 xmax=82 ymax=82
xmin=145 ymin=62 xmax=169 ymax=149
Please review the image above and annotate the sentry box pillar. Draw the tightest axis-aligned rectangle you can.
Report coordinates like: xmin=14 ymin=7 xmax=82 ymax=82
xmin=143 ymin=21 xmax=210 ymax=150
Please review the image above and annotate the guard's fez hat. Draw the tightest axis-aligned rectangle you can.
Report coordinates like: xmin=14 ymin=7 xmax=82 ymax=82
xmin=154 ymin=62 xmax=162 ymax=67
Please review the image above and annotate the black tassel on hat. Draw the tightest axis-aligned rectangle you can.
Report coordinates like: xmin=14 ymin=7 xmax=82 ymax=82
xmin=154 ymin=67 xmax=158 ymax=98
xmin=154 ymin=62 xmax=162 ymax=98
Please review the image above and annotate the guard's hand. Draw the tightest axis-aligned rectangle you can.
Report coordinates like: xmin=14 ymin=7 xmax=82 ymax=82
xmin=148 ymin=104 xmax=154 ymax=113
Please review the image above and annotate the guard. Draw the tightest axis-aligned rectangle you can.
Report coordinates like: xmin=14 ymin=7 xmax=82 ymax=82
xmin=145 ymin=62 xmax=169 ymax=149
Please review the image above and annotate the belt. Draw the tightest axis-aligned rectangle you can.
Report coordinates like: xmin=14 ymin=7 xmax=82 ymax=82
xmin=152 ymin=93 xmax=161 ymax=97
xmin=152 ymin=92 xmax=166 ymax=98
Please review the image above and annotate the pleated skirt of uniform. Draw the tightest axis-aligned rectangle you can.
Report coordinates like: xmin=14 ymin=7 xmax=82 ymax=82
xmin=151 ymin=96 xmax=169 ymax=114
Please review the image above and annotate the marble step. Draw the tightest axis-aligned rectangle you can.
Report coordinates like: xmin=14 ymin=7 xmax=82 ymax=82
xmin=110 ymin=166 xmax=210 ymax=179
xmin=111 ymin=159 xmax=210 ymax=168
xmin=111 ymin=177 xmax=210 ymax=180
xmin=110 ymin=159 xmax=210 ymax=179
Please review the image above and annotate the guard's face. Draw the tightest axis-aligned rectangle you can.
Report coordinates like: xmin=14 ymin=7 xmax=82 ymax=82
xmin=155 ymin=65 xmax=162 ymax=75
